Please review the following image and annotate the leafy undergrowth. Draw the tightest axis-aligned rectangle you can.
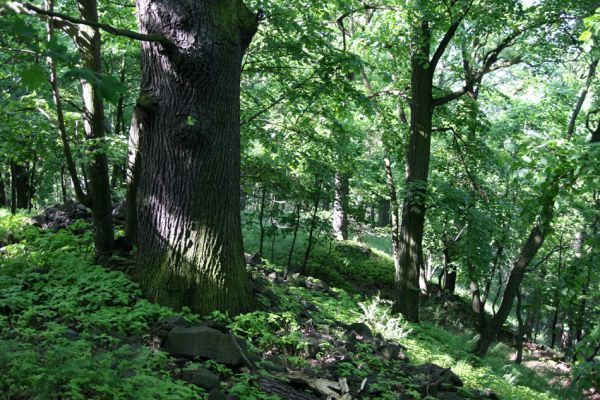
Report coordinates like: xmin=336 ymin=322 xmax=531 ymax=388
xmin=0 ymin=211 xmax=582 ymax=399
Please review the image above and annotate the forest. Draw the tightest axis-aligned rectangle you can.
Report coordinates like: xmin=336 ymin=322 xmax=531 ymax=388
xmin=0 ymin=0 xmax=599 ymax=398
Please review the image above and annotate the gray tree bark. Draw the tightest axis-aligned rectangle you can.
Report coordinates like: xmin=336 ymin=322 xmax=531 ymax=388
xmin=134 ymin=0 xmax=258 ymax=315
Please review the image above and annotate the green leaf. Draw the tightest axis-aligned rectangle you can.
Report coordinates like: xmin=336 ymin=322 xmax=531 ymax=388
xmin=20 ymin=64 xmax=46 ymax=90
xmin=579 ymin=30 xmax=592 ymax=42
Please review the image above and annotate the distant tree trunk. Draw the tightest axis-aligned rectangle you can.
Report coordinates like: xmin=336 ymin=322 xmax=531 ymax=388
xmin=550 ymin=234 xmax=564 ymax=348
xmin=258 ymin=186 xmax=267 ymax=255
xmin=286 ymin=202 xmax=301 ymax=278
xmin=369 ymin=205 xmax=375 ymax=225
xmin=482 ymin=243 xmax=504 ymax=306
xmin=10 ymin=161 xmax=29 ymax=210
xmin=515 ymin=288 xmax=525 ymax=364
xmin=377 ymin=199 xmax=390 ymax=227
xmin=59 ymin=164 xmax=68 ymax=203
xmin=134 ymin=0 xmax=258 ymax=315
xmin=301 ymin=181 xmax=322 ymax=273
xmin=125 ymin=106 xmax=141 ymax=244
xmin=10 ymin=163 xmax=16 ymax=214
xmin=0 ymin=173 xmax=6 ymax=207
xmin=384 ymin=155 xmax=402 ymax=299
xmin=332 ymin=172 xmax=349 ymax=240
xmin=74 ymin=0 xmax=114 ymax=261
xmin=442 ymin=247 xmax=457 ymax=296
xmin=45 ymin=0 xmax=90 ymax=208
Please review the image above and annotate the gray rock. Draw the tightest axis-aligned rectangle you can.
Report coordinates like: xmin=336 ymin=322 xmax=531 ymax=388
xmin=163 ymin=326 xmax=251 ymax=367
xmin=183 ymin=367 xmax=220 ymax=391
xmin=412 ymin=363 xmax=463 ymax=396
xmin=348 ymin=322 xmax=372 ymax=339
xmin=379 ymin=343 xmax=409 ymax=362
xmin=208 ymin=389 xmax=227 ymax=400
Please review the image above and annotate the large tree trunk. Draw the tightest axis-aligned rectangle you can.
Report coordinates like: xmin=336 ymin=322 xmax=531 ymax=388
xmin=332 ymin=172 xmax=349 ymax=240
xmin=393 ymin=22 xmax=433 ymax=322
xmin=75 ymin=0 xmax=114 ymax=261
xmin=134 ymin=0 xmax=258 ymax=315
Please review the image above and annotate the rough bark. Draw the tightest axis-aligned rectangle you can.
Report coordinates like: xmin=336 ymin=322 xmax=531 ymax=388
xmin=393 ymin=21 xmax=433 ymax=322
xmin=75 ymin=0 xmax=114 ymax=260
xmin=134 ymin=0 xmax=258 ymax=315
xmin=332 ymin=172 xmax=349 ymax=240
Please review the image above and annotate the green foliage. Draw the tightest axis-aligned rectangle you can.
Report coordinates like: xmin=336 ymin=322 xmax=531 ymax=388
xmin=0 ymin=215 xmax=202 ymax=399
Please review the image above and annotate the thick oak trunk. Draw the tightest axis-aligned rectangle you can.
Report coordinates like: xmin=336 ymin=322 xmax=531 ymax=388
xmin=332 ymin=172 xmax=349 ymax=240
xmin=134 ymin=0 xmax=257 ymax=315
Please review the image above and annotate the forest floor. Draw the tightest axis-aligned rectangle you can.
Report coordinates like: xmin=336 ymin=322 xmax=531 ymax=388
xmin=0 ymin=208 xmax=593 ymax=399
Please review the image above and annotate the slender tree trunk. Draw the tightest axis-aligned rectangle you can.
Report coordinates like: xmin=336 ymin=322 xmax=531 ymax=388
xmin=442 ymin=246 xmax=457 ymax=296
xmin=45 ymin=0 xmax=91 ymax=208
xmin=475 ymin=183 xmax=558 ymax=355
xmin=125 ymin=106 xmax=141 ymax=244
xmin=10 ymin=161 xmax=29 ymax=210
xmin=515 ymin=288 xmax=525 ymax=364
xmin=286 ymin=202 xmax=301 ymax=278
xmin=10 ymin=162 xmax=16 ymax=214
xmin=384 ymin=155 xmax=402 ymax=296
xmin=258 ymin=186 xmax=267 ymax=255
xmin=377 ymin=199 xmax=390 ymax=227
xmin=393 ymin=22 xmax=434 ymax=322
xmin=332 ymin=172 xmax=349 ymax=240
xmin=301 ymin=181 xmax=322 ymax=273
xmin=75 ymin=0 xmax=114 ymax=261
xmin=0 ymin=173 xmax=6 ymax=207
xmin=134 ymin=0 xmax=258 ymax=315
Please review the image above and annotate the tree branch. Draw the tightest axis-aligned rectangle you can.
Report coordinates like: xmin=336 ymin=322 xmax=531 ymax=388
xmin=6 ymin=2 xmax=169 ymax=45
xmin=430 ymin=1 xmax=473 ymax=70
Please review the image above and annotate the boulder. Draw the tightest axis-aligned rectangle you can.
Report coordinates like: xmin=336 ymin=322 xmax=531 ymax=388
xmin=207 ymin=389 xmax=227 ymax=400
xmin=162 ymin=326 xmax=251 ymax=367
xmin=182 ymin=367 xmax=220 ymax=391
xmin=244 ymin=252 xmax=263 ymax=265
xmin=379 ymin=343 xmax=409 ymax=362
xmin=347 ymin=322 xmax=372 ymax=340
xmin=151 ymin=316 xmax=188 ymax=339
xmin=411 ymin=363 xmax=462 ymax=395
